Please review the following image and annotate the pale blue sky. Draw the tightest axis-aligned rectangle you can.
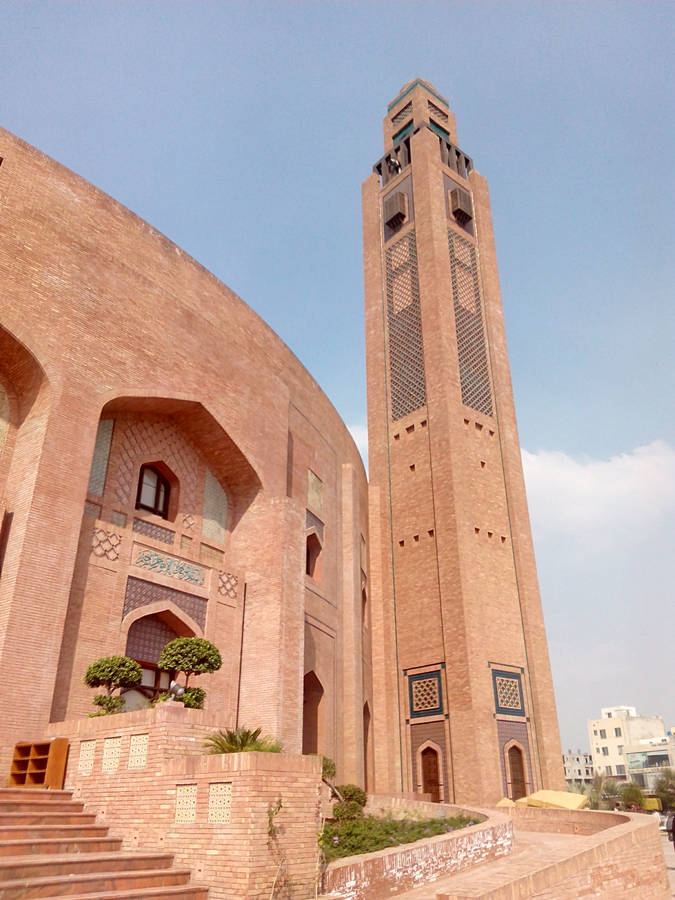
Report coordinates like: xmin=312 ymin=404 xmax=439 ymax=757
xmin=1 ymin=1 xmax=673 ymax=751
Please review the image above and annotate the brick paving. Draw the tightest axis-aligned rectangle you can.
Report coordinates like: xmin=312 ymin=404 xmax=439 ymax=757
xmin=394 ymin=831 xmax=583 ymax=898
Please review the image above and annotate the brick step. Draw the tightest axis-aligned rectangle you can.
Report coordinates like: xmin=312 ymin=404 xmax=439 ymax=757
xmin=0 ymin=812 xmax=97 ymax=827
xmin=0 ymin=836 xmax=122 ymax=856
xmin=0 ymin=789 xmax=74 ymax=802
xmin=50 ymin=885 xmax=210 ymax=900
xmin=0 ymin=866 xmax=194 ymax=899
xmin=0 ymin=799 xmax=85 ymax=813
xmin=0 ymin=824 xmax=110 ymax=841
xmin=0 ymin=850 xmax=174 ymax=882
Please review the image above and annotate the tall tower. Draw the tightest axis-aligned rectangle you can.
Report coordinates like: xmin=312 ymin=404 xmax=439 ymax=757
xmin=363 ymin=80 xmax=564 ymax=803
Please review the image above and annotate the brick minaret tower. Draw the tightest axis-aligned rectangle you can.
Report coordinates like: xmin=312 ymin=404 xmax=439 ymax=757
xmin=363 ymin=80 xmax=564 ymax=803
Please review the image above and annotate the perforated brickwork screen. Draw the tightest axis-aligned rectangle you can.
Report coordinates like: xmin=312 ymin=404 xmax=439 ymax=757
xmin=391 ymin=102 xmax=412 ymax=127
xmin=492 ymin=669 xmax=525 ymax=717
xmin=386 ymin=232 xmax=426 ymax=420
xmin=408 ymin=669 xmax=443 ymax=718
xmin=448 ymin=231 xmax=493 ymax=416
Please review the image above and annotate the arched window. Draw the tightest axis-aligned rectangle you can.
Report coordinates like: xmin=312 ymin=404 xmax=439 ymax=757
xmin=136 ymin=465 xmax=170 ymax=518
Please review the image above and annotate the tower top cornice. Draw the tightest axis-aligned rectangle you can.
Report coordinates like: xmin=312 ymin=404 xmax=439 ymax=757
xmin=388 ymin=79 xmax=449 ymax=112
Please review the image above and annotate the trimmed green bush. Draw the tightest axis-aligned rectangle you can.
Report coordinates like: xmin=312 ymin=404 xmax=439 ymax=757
xmin=335 ymin=784 xmax=367 ymax=807
xmin=181 ymin=687 xmax=206 ymax=709
xmin=322 ymin=756 xmax=336 ymax=781
xmin=333 ymin=800 xmax=364 ymax=821
xmin=84 ymin=655 xmax=142 ymax=716
xmin=158 ymin=637 xmax=222 ymax=687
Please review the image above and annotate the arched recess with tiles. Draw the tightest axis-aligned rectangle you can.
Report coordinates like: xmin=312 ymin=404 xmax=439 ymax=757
xmin=503 ymin=739 xmax=531 ymax=800
xmin=53 ymin=394 xmax=262 ymax=722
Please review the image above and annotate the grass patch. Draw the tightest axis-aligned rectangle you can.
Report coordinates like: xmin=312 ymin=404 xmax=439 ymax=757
xmin=320 ymin=813 xmax=476 ymax=861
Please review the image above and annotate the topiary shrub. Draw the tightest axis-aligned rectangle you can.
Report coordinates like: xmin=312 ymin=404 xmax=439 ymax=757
xmin=322 ymin=756 xmax=336 ymax=781
xmin=333 ymin=799 xmax=364 ymax=821
xmin=335 ymin=784 xmax=367 ymax=807
xmin=158 ymin=636 xmax=222 ymax=708
xmin=84 ymin=655 xmax=142 ymax=716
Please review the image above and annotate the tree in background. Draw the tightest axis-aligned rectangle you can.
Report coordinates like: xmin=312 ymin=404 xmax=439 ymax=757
xmin=654 ymin=768 xmax=675 ymax=811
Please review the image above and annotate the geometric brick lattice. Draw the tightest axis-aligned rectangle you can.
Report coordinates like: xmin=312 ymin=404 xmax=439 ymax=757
xmin=102 ymin=736 xmax=122 ymax=774
xmin=128 ymin=733 xmax=149 ymax=769
xmin=202 ymin=467 xmax=228 ymax=544
xmin=448 ymin=230 xmax=493 ymax=417
xmin=412 ymin=677 xmax=440 ymax=712
xmin=133 ymin=517 xmax=175 ymax=546
xmin=428 ymin=100 xmax=449 ymax=124
xmin=391 ymin=101 xmax=412 ymax=128
xmin=111 ymin=416 xmax=200 ymax=516
xmin=123 ymin=576 xmax=207 ymax=630
xmin=125 ymin=614 xmax=179 ymax=666
xmin=386 ymin=231 xmax=427 ymax=421
xmin=492 ymin=669 xmax=525 ymax=717
xmin=208 ymin=782 xmax=232 ymax=824
xmin=91 ymin=528 xmax=121 ymax=561
xmin=77 ymin=740 xmax=96 ymax=776
xmin=408 ymin=669 xmax=443 ymax=719
xmin=217 ymin=571 xmax=238 ymax=601
xmin=495 ymin=676 xmax=522 ymax=711
xmin=175 ymin=783 xmax=198 ymax=824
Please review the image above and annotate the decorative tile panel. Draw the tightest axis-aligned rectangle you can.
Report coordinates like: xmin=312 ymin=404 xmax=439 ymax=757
xmin=202 ymin=468 xmax=228 ymax=544
xmin=386 ymin=232 xmax=426 ymax=420
xmin=78 ymin=740 xmax=96 ymax=776
xmin=448 ymin=231 xmax=493 ymax=416
xmin=111 ymin=511 xmax=127 ymax=528
xmin=175 ymin=783 xmax=198 ymax=824
xmin=84 ymin=501 xmax=101 ymax=519
xmin=134 ymin=548 xmax=205 ymax=586
xmin=102 ymin=736 xmax=122 ymax=773
xmin=492 ymin=669 xmax=525 ymax=717
xmin=409 ymin=670 xmax=443 ymax=718
xmin=307 ymin=470 xmax=323 ymax=516
xmin=123 ymin=576 xmax=207 ymax=629
xmin=133 ymin=517 xmax=174 ymax=545
xmin=180 ymin=535 xmax=193 ymax=554
xmin=87 ymin=419 xmax=114 ymax=497
xmin=128 ymin=733 xmax=149 ymax=769
xmin=91 ymin=528 xmax=121 ymax=561
xmin=200 ymin=543 xmax=224 ymax=568
xmin=183 ymin=514 xmax=195 ymax=530
xmin=218 ymin=571 xmax=238 ymax=601
xmin=208 ymin=782 xmax=232 ymax=824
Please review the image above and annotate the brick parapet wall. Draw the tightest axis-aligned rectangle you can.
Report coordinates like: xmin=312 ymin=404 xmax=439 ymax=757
xmin=322 ymin=797 xmax=511 ymax=899
xmin=4 ymin=708 xmax=324 ymax=899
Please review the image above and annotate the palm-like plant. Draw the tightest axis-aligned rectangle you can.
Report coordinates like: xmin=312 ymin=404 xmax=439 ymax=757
xmin=205 ymin=726 xmax=282 ymax=754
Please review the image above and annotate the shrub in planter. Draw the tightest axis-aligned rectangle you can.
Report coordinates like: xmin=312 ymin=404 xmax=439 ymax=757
xmin=335 ymin=784 xmax=367 ymax=807
xmin=205 ymin=726 xmax=282 ymax=754
xmin=84 ymin=655 xmax=142 ymax=716
xmin=181 ymin=687 xmax=206 ymax=709
xmin=333 ymin=799 xmax=364 ymax=821
xmin=158 ymin=636 xmax=222 ymax=708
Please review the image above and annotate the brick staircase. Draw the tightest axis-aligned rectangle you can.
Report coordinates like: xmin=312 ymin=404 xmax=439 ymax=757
xmin=0 ymin=788 xmax=209 ymax=899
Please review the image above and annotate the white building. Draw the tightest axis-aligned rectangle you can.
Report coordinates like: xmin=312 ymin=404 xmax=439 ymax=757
xmin=563 ymin=750 xmax=594 ymax=787
xmin=587 ymin=706 xmax=666 ymax=780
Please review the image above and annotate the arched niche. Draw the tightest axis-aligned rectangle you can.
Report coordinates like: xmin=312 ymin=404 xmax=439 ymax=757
xmin=416 ymin=740 xmax=445 ymax=803
xmin=504 ymin=740 xmax=530 ymax=801
xmin=302 ymin=670 xmax=324 ymax=756
xmin=98 ymin=396 xmax=262 ymax=526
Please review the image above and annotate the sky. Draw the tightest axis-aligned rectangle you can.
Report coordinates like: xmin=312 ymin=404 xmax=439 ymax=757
xmin=1 ymin=1 xmax=673 ymax=753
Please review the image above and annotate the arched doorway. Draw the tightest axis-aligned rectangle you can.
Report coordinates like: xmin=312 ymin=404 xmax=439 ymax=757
xmin=507 ymin=744 xmax=527 ymax=800
xmin=421 ymin=746 xmax=441 ymax=802
xmin=302 ymin=671 xmax=324 ymax=755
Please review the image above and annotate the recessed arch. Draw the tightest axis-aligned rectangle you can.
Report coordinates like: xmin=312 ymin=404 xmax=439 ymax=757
xmin=415 ymin=739 xmax=445 ymax=803
xmin=503 ymin=739 xmax=530 ymax=800
xmin=302 ymin=670 xmax=324 ymax=755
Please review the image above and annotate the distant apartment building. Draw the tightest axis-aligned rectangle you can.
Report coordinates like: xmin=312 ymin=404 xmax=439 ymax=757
xmin=563 ymin=750 xmax=594 ymax=787
xmin=587 ymin=706 xmax=666 ymax=779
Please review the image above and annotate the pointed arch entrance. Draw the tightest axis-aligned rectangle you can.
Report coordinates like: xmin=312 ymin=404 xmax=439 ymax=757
xmin=302 ymin=671 xmax=324 ymax=755
xmin=506 ymin=743 xmax=527 ymax=800
xmin=123 ymin=611 xmax=195 ymax=708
